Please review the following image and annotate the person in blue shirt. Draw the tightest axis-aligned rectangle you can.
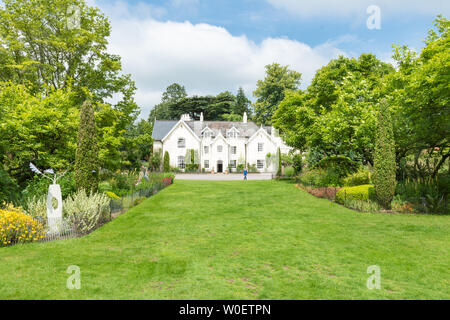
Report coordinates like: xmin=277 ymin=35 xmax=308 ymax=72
xmin=243 ymin=168 xmax=248 ymax=180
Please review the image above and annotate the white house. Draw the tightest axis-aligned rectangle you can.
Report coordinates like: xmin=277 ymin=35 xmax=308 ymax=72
xmin=152 ymin=113 xmax=291 ymax=173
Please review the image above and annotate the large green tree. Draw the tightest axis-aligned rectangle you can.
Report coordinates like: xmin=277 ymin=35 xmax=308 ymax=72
xmin=0 ymin=0 xmax=141 ymax=173
xmin=149 ymin=83 xmax=188 ymax=121
xmin=253 ymin=63 xmax=302 ymax=125
xmin=0 ymin=82 xmax=79 ymax=184
xmin=273 ymin=54 xmax=394 ymax=165
xmin=386 ymin=16 xmax=449 ymax=176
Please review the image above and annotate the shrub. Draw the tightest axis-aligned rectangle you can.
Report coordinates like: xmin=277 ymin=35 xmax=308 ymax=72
xmin=24 ymin=196 xmax=47 ymax=219
xmin=186 ymin=164 xmax=199 ymax=173
xmin=106 ymin=191 xmax=120 ymax=200
xmin=0 ymin=169 xmax=20 ymax=205
xmin=0 ymin=209 xmax=45 ymax=246
xmin=341 ymin=199 xmax=381 ymax=213
xmin=248 ymin=164 xmax=258 ymax=173
xmin=63 ymin=190 xmax=110 ymax=234
xmin=299 ymin=168 xmax=342 ymax=187
xmin=163 ymin=151 xmax=170 ymax=172
xmin=150 ymin=151 xmax=162 ymax=172
xmin=336 ymin=185 xmax=375 ymax=204
xmin=284 ymin=166 xmax=295 ymax=178
xmin=292 ymin=153 xmax=303 ymax=174
xmin=314 ymin=155 xmax=359 ymax=178
xmin=373 ymin=101 xmax=396 ymax=209
xmin=396 ymin=177 xmax=448 ymax=214
xmin=98 ymin=181 xmax=113 ymax=193
xmin=343 ymin=168 xmax=371 ymax=187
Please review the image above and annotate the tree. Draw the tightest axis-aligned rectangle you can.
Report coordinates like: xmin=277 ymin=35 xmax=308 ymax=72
xmin=272 ymin=54 xmax=394 ymax=165
xmin=0 ymin=0 xmax=138 ymax=113
xmin=0 ymin=82 xmax=79 ymax=184
xmin=373 ymin=101 xmax=397 ymax=209
xmin=386 ymin=16 xmax=450 ymax=177
xmin=163 ymin=151 xmax=170 ymax=173
xmin=121 ymin=119 xmax=153 ymax=169
xmin=253 ymin=63 xmax=302 ymax=125
xmin=0 ymin=0 xmax=140 ymax=174
xmin=234 ymin=87 xmax=252 ymax=116
xmin=75 ymin=101 xmax=99 ymax=193
xmin=150 ymin=151 xmax=162 ymax=172
xmin=277 ymin=148 xmax=282 ymax=177
xmin=162 ymin=83 xmax=187 ymax=103
xmin=149 ymin=83 xmax=187 ymax=121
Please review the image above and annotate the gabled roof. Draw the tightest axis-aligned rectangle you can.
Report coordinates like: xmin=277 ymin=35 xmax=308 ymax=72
xmin=152 ymin=120 xmax=265 ymax=141
xmin=247 ymin=127 xmax=276 ymax=145
xmin=152 ymin=121 xmax=178 ymax=140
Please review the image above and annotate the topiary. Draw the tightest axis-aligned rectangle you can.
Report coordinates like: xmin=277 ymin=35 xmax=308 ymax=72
xmin=373 ymin=100 xmax=396 ymax=209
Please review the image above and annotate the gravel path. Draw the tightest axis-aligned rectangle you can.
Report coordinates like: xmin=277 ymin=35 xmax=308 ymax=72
xmin=175 ymin=173 xmax=274 ymax=181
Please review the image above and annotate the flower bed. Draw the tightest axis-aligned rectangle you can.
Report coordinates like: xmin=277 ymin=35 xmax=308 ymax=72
xmin=0 ymin=208 xmax=45 ymax=247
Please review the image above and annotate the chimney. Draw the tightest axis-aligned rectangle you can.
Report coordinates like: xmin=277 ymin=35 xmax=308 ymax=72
xmin=181 ymin=114 xmax=191 ymax=122
xmin=243 ymin=112 xmax=248 ymax=124
xmin=200 ymin=112 xmax=204 ymax=123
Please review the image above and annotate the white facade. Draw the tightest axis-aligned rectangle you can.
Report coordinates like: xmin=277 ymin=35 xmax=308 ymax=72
xmin=152 ymin=114 xmax=291 ymax=173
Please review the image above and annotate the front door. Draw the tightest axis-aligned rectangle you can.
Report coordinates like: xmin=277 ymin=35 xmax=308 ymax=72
xmin=217 ymin=161 xmax=223 ymax=173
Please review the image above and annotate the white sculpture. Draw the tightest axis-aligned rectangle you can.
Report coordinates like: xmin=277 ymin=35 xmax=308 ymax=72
xmin=30 ymin=163 xmax=68 ymax=234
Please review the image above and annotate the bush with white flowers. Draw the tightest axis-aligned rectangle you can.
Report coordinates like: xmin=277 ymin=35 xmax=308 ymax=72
xmin=63 ymin=190 xmax=110 ymax=234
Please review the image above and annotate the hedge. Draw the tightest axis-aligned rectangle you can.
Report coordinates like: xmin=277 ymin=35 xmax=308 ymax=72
xmin=336 ymin=185 xmax=375 ymax=204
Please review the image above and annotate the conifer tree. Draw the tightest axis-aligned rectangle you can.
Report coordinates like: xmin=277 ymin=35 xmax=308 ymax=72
xmin=75 ymin=101 xmax=99 ymax=193
xmin=373 ymin=100 xmax=397 ymax=209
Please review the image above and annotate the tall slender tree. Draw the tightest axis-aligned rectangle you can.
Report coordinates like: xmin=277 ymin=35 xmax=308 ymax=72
xmin=373 ymin=100 xmax=397 ymax=209
xmin=234 ymin=87 xmax=252 ymax=116
xmin=75 ymin=101 xmax=99 ymax=193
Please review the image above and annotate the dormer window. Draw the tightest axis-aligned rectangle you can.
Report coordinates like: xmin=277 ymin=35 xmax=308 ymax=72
xmin=202 ymin=127 xmax=213 ymax=139
xmin=226 ymin=127 xmax=239 ymax=139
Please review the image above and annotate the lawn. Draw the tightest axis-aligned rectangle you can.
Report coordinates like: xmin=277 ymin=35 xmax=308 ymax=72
xmin=0 ymin=180 xmax=449 ymax=299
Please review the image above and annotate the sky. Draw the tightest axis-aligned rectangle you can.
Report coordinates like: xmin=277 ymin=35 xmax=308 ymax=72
xmin=89 ymin=0 xmax=450 ymax=119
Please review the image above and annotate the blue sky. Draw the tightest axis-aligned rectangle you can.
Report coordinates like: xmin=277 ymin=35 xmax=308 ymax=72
xmin=92 ymin=0 xmax=449 ymax=118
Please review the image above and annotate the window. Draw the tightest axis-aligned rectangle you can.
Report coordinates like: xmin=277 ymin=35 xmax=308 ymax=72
xmin=178 ymin=156 xmax=186 ymax=169
xmin=229 ymin=160 xmax=237 ymax=169
xmin=257 ymin=160 xmax=264 ymax=169
xmin=231 ymin=146 xmax=237 ymax=155
xmin=217 ymin=145 xmax=223 ymax=152
xmin=204 ymin=160 xmax=209 ymax=169
xmin=227 ymin=128 xmax=239 ymax=139
xmin=203 ymin=131 xmax=212 ymax=139
xmin=258 ymin=143 xmax=264 ymax=152
xmin=204 ymin=146 xmax=209 ymax=154
xmin=178 ymin=138 xmax=186 ymax=148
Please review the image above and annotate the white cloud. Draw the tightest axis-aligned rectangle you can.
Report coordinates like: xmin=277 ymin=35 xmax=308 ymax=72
xmin=170 ymin=0 xmax=200 ymax=8
xmin=266 ymin=0 xmax=449 ymax=18
xmin=98 ymin=1 xmax=347 ymax=119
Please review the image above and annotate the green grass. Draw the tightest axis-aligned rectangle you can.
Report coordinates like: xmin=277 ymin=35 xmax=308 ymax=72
xmin=0 ymin=180 xmax=449 ymax=299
